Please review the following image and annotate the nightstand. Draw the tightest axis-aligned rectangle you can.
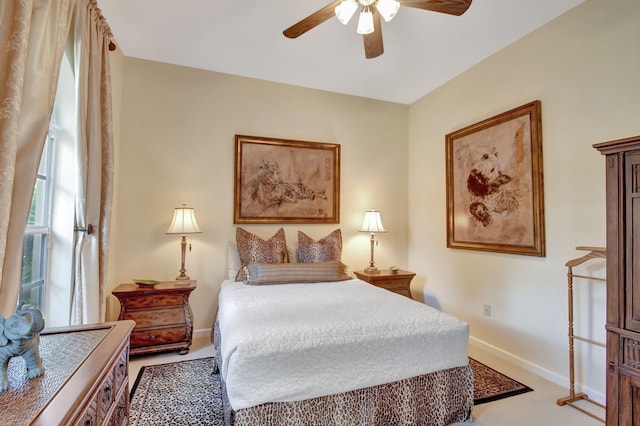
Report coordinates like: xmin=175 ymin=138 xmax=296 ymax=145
xmin=354 ymin=269 xmax=415 ymax=299
xmin=112 ymin=281 xmax=196 ymax=355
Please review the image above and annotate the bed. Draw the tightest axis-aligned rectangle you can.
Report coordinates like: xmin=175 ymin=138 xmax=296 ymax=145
xmin=213 ymin=271 xmax=473 ymax=425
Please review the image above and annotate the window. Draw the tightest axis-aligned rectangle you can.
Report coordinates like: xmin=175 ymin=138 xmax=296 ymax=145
xmin=18 ymin=48 xmax=75 ymax=326
xmin=20 ymin=133 xmax=54 ymax=312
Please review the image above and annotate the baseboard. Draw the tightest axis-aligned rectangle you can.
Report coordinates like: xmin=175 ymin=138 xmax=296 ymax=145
xmin=193 ymin=328 xmax=212 ymax=339
xmin=469 ymin=336 xmax=605 ymax=405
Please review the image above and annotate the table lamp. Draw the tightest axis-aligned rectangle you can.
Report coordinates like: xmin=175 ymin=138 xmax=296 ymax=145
xmin=360 ymin=209 xmax=386 ymax=273
xmin=166 ymin=204 xmax=202 ymax=283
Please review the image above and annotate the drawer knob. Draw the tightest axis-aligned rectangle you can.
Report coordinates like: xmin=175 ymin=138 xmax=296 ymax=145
xmin=150 ymin=335 xmax=157 ymax=340
xmin=152 ymin=298 xmax=158 ymax=304
xmin=152 ymin=315 xmax=158 ymax=320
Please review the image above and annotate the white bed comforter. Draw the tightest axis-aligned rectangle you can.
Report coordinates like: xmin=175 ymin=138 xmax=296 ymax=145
xmin=217 ymin=278 xmax=469 ymax=410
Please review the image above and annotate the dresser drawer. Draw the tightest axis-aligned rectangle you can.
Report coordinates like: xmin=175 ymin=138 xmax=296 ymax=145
xmin=124 ymin=294 xmax=184 ymax=309
xmin=114 ymin=349 xmax=128 ymax=393
xmin=76 ymin=393 xmax=99 ymax=426
xmin=131 ymin=326 xmax=187 ymax=347
xmin=124 ymin=307 xmax=185 ymax=327
xmin=111 ymin=386 xmax=128 ymax=426
xmin=98 ymin=367 xmax=116 ymax=423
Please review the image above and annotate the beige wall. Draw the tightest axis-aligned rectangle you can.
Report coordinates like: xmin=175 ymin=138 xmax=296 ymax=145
xmin=106 ymin=0 xmax=638 ymax=404
xmin=107 ymin=60 xmax=410 ymax=335
xmin=408 ymin=0 xmax=640 ymax=401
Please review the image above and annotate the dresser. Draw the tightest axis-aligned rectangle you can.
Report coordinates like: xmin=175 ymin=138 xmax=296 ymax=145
xmin=354 ymin=269 xmax=415 ymax=299
xmin=595 ymin=135 xmax=640 ymax=425
xmin=0 ymin=320 xmax=134 ymax=425
xmin=112 ymin=281 xmax=196 ymax=355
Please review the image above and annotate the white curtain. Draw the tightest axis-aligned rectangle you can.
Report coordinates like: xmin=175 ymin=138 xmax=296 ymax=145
xmin=69 ymin=0 xmax=114 ymax=324
xmin=0 ymin=0 xmax=75 ymax=318
xmin=0 ymin=0 xmax=114 ymax=322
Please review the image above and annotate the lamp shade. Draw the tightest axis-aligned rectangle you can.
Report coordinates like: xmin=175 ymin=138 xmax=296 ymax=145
xmin=166 ymin=205 xmax=202 ymax=234
xmin=356 ymin=8 xmax=375 ymax=35
xmin=335 ymin=0 xmax=359 ymax=24
xmin=360 ymin=209 xmax=386 ymax=233
xmin=376 ymin=0 xmax=400 ymax=22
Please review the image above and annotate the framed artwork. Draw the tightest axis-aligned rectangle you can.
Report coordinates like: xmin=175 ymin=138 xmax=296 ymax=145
xmin=445 ymin=101 xmax=545 ymax=256
xmin=234 ymin=135 xmax=340 ymax=224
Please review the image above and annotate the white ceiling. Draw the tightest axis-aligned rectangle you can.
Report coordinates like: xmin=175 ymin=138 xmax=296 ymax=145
xmin=99 ymin=0 xmax=585 ymax=105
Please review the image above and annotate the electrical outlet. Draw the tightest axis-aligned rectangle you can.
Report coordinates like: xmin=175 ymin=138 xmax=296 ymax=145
xmin=483 ymin=304 xmax=491 ymax=317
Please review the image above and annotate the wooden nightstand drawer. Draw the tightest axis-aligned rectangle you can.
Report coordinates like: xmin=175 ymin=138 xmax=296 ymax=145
xmin=131 ymin=326 xmax=188 ymax=347
xmin=124 ymin=294 xmax=184 ymax=309
xmin=370 ymin=278 xmax=409 ymax=290
xmin=113 ymin=281 xmax=196 ymax=355
xmin=354 ymin=269 xmax=415 ymax=299
xmin=123 ymin=307 xmax=185 ymax=327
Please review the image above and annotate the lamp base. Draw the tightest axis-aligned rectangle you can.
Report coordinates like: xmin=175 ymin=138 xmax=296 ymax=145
xmin=364 ymin=266 xmax=379 ymax=274
xmin=175 ymin=273 xmax=191 ymax=284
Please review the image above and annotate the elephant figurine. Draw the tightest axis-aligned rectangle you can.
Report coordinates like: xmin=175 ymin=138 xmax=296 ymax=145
xmin=0 ymin=305 xmax=45 ymax=392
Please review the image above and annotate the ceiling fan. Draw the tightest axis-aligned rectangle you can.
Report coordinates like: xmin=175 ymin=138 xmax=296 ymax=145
xmin=283 ymin=0 xmax=472 ymax=59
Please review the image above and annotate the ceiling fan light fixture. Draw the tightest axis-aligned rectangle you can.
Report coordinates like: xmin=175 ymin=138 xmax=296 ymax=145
xmin=375 ymin=0 xmax=400 ymax=22
xmin=335 ymin=0 xmax=359 ymax=25
xmin=356 ymin=7 xmax=375 ymax=35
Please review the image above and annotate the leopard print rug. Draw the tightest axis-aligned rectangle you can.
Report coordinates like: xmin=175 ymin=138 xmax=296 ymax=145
xmin=129 ymin=358 xmax=223 ymax=425
xmin=470 ymin=357 xmax=533 ymax=404
xmin=129 ymin=357 xmax=532 ymax=424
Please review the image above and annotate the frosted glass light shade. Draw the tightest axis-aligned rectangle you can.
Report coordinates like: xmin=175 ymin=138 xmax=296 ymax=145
xmin=166 ymin=205 xmax=202 ymax=234
xmin=335 ymin=0 xmax=359 ymax=24
xmin=376 ymin=0 xmax=400 ymax=22
xmin=356 ymin=9 xmax=375 ymax=35
xmin=360 ymin=209 xmax=386 ymax=233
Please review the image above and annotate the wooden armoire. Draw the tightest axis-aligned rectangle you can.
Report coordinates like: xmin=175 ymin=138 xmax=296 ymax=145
xmin=595 ymin=135 xmax=640 ymax=425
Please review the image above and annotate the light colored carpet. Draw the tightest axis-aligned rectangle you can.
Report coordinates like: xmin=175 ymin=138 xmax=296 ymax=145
xmin=453 ymin=345 xmax=605 ymax=425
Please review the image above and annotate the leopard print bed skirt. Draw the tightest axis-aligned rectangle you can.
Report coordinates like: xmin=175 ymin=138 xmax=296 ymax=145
xmin=213 ymin=320 xmax=473 ymax=426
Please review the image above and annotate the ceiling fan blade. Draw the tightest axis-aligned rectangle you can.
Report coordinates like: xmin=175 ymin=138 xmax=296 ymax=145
xmin=399 ymin=0 xmax=472 ymax=16
xmin=363 ymin=10 xmax=384 ymax=59
xmin=283 ymin=1 xmax=343 ymax=38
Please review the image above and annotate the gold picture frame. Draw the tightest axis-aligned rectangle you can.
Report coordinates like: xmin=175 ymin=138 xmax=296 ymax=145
xmin=234 ymin=135 xmax=340 ymax=224
xmin=445 ymin=101 xmax=545 ymax=256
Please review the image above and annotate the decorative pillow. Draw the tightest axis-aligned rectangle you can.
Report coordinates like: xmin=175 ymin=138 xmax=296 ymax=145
xmin=228 ymin=241 xmax=296 ymax=279
xmin=298 ymin=229 xmax=342 ymax=263
xmin=245 ymin=261 xmax=350 ymax=285
xmin=235 ymin=228 xmax=288 ymax=281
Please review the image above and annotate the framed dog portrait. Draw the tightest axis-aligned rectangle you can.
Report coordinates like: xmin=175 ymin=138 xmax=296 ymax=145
xmin=234 ymin=135 xmax=340 ymax=224
xmin=445 ymin=101 xmax=545 ymax=256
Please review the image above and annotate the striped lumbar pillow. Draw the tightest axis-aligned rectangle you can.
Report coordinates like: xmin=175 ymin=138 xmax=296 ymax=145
xmin=244 ymin=261 xmax=350 ymax=285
